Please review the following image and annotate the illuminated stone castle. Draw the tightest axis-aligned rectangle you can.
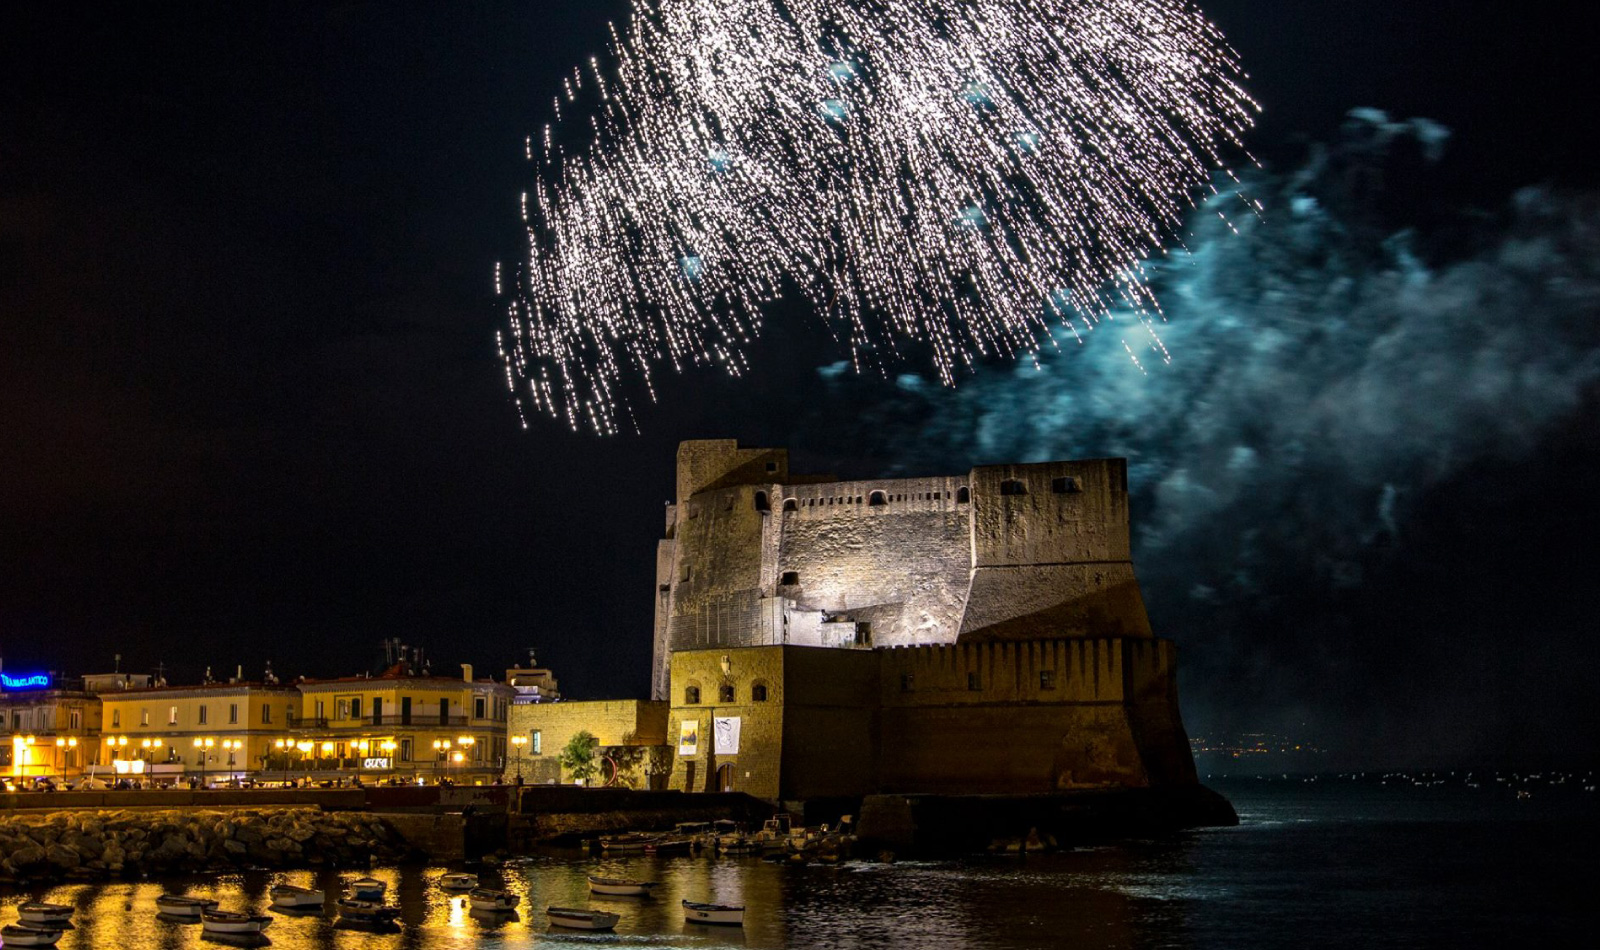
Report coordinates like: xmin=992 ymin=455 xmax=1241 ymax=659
xmin=651 ymin=440 xmax=1201 ymax=801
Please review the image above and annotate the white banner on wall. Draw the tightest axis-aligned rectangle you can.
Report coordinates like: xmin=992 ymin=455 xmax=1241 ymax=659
xmin=713 ymin=716 xmax=741 ymax=755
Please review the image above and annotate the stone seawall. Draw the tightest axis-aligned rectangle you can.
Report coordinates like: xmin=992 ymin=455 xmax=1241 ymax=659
xmin=0 ymin=808 xmax=412 ymax=883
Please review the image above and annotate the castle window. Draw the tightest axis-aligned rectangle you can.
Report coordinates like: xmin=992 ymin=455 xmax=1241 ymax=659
xmin=685 ymin=686 xmax=701 ymax=705
xmin=719 ymin=684 xmax=735 ymax=703
xmin=957 ymin=487 xmax=970 ymax=503
xmin=781 ymin=571 xmax=799 ymax=586
xmin=967 ymin=672 xmax=981 ymax=691
xmin=856 ymin=622 xmax=872 ymax=646
xmin=783 ymin=498 xmax=798 ymax=512
xmin=755 ymin=491 xmax=770 ymax=512
xmin=751 ymin=683 xmax=768 ymax=702
xmin=900 ymin=673 xmax=914 ymax=692
xmin=869 ymin=491 xmax=886 ymax=506
xmin=1040 ymin=669 xmax=1057 ymax=690
xmin=766 ymin=462 xmax=778 ymax=472
xmin=1052 ymin=476 xmax=1081 ymax=494
xmin=681 ymin=565 xmax=691 ymax=582
xmin=1000 ymin=479 xmax=1027 ymax=496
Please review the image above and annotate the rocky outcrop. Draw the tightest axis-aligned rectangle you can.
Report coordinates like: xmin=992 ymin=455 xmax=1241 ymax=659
xmin=0 ymin=808 xmax=411 ymax=882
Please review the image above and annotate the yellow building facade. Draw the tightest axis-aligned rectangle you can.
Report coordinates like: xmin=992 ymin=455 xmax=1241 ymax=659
xmin=504 ymin=699 xmax=669 ymax=788
xmin=290 ymin=669 xmax=513 ymax=784
xmin=96 ymin=682 xmax=300 ymax=785
xmin=1 ymin=678 xmax=103 ymax=783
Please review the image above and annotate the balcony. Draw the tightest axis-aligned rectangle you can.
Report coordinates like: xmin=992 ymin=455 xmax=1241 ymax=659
xmin=288 ymin=714 xmax=469 ymax=730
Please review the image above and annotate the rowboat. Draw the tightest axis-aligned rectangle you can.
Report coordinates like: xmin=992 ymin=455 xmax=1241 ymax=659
xmin=683 ymin=899 xmax=745 ymax=926
xmin=154 ymin=895 xmax=218 ymax=919
xmin=16 ymin=904 xmax=72 ymax=926
xmin=200 ymin=909 xmax=273 ymax=935
xmin=335 ymin=899 xmax=401 ymax=925
xmin=439 ymin=872 xmax=478 ymax=891
xmin=346 ymin=877 xmax=387 ymax=900
xmin=546 ymin=907 xmax=620 ymax=931
xmin=645 ymin=835 xmax=694 ymax=854
xmin=467 ymin=888 xmax=519 ymax=912
xmin=0 ymin=924 xmax=63 ymax=947
xmin=587 ymin=875 xmax=659 ymax=897
xmin=269 ymin=884 xmax=324 ymax=908
xmin=597 ymin=832 xmax=654 ymax=852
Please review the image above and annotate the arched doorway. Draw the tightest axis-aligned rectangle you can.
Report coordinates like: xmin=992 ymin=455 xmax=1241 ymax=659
xmin=716 ymin=763 xmax=735 ymax=793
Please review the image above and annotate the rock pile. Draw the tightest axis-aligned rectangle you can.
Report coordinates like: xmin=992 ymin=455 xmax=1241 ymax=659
xmin=0 ymin=808 xmax=412 ymax=882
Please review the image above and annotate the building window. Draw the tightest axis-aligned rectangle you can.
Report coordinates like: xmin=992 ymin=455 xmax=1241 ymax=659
xmin=957 ymin=487 xmax=970 ymax=503
xmin=262 ymin=704 xmax=272 ymax=724
xmin=968 ymin=672 xmax=981 ymax=691
xmin=869 ymin=490 xmax=887 ymax=506
xmin=780 ymin=571 xmax=799 ymax=586
xmin=531 ymin=730 xmax=542 ymax=755
xmin=139 ymin=708 xmax=149 ymax=726
xmin=112 ymin=710 xmax=121 ymax=728
xmin=1000 ymin=479 xmax=1027 ymax=496
xmin=685 ymin=686 xmax=701 ymax=705
xmin=752 ymin=683 xmax=768 ymax=702
xmin=681 ymin=565 xmax=691 ymax=582
xmin=1052 ymin=476 xmax=1081 ymax=494
xmin=400 ymin=738 xmax=412 ymax=762
xmin=198 ymin=706 xmax=208 ymax=725
xmin=228 ymin=703 xmax=239 ymax=724
xmin=227 ymin=750 xmax=237 ymax=766
xmin=719 ymin=684 xmax=735 ymax=703
xmin=70 ymin=710 xmax=81 ymax=730
xmin=754 ymin=491 xmax=770 ymax=512
xmin=475 ymin=696 xmax=487 ymax=719
xmin=372 ymin=697 xmax=381 ymax=723
xmin=900 ymin=673 xmax=914 ymax=692
xmin=337 ymin=699 xmax=350 ymax=720
xmin=351 ymin=697 xmax=362 ymax=720
xmin=766 ymin=461 xmax=778 ymax=472
xmin=783 ymin=498 xmax=798 ymax=512
xmin=315 ymin=701 xmax=325 ymax=719
xmin=168 ymin=706 xmax=178 ymax=725
xmin=1040 ymin=670 xmax=1057 ymax=690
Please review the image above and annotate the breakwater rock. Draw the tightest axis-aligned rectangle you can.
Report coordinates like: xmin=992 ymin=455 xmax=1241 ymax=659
xmin=0 ymin=808 xmax=412 ymax=882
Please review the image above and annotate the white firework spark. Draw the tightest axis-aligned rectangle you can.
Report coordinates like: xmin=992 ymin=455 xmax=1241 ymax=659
xmin=501 ymin=0 xmax=1257 ymax=433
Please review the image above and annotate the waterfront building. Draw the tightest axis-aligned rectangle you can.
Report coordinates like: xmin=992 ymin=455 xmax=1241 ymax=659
xmin=505 ymin=696 xmax=669 ymax=788
xmin=290 ymin=664 xmax=513 ymax=785
xmin=96 ymin=678 xmax=299 ymax=785
xmin=0 ymin=673 xmax=102 ymax=782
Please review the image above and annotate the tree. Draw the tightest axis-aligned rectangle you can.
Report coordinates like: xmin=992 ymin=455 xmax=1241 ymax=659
xmin=559 ymin=731 xmax=599 ymax=786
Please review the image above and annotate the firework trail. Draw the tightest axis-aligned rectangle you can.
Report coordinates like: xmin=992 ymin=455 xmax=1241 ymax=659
xmin=500 ymin=0 xmax=1256 ymax=433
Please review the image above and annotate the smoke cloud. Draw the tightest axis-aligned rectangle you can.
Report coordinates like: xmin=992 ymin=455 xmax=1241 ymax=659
xmin=802 ymin=111 xmax=1600 ymax=766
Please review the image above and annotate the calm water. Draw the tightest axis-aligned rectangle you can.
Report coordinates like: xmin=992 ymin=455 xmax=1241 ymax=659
xmin=3 ymin=775 xmax=1593 ymax=949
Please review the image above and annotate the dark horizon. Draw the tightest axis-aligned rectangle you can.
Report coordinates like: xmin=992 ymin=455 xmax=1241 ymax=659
xmin=4 ymin=1 xmax=1597 ymax=769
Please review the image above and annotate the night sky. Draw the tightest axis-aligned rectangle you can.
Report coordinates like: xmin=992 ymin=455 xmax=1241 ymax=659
xmin=4 ymin=2 xmax=1596 ymax=766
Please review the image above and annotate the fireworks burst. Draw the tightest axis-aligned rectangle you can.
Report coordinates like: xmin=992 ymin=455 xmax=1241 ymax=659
xmin=500 ymin=0 xmax=1257 ymax=433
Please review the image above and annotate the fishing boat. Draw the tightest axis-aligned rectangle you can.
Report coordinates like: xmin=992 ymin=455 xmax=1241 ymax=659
xmin=644 ymin=834 xmax=694 ymax=854
xmin=346 ymin=877 xmax=387 ymax=900
xmin=683 ymin=899 xmax=745 ymax=926
xmin=335 ymin=899 xmax=401 ymax=926
xmin=597 ymin=832 xmax=655 ymax=853
xmin=546 ymin=907 xmax=620 ymax=931
xmin=16 ymin=904 xmax=72 ymax=926
xmin=268 ymin=884 xmax=324 ymax=908
xmin=439 ymin=872 xmax=478 ymax=891
xmin=200 ymin=909 xmax=273 ymax=935
xmin=467 ymin=888 xmax=520 ymax=912
xmin=154 ymin=895 xmax=219 ymax=919
xmin=0 ymin=924 xmax=63 ymax=947
xmin=587 ymin=875 xmax=660 ymax=897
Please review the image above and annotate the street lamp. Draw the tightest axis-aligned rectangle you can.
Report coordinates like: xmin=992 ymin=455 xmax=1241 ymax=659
xmin=432 ymin=739 xmax=452 ymax=784
xmin=510 ymin=734 xmax=528 ymax=782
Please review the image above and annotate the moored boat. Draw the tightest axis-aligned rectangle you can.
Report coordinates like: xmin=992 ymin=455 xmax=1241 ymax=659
xmin=587 ymin=875 xmax=659 ymax=897
xmin=439 ymin=872 xmax=478 ymax=891
xmin=467 ymin=888 xmax=520 ymax=912
xmin=683 ymin=899 xmax=745 ymax=926
xmin=268 ymin=884 xmax=324 ymax=908
xmin=154 ymin=895 xmax=218 ymax=919
xmin=644 ymin=835 xmax=694 ymax=854
xmin=335 ymin=899 xmax=401 ymax=925
xmin=200 ymin=909 xmax=272 ymax=935
xmin=16 ymin=904 xmax=72 ymax=926
xmin=346 ymin=877 xmax=387 ymax=900
xmin=0 ymin=924 xmax=63 ymax=947
xmin=546 ymin=907 xmax=620 ymax=931
xmin=597 ymin=832 xmax=654 ymax=852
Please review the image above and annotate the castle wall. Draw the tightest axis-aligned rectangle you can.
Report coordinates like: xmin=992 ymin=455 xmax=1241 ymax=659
xmin=667 ymin=647 xmax=790 ymax=801
xmin=506 ymin=700 xmax=667 ymax=787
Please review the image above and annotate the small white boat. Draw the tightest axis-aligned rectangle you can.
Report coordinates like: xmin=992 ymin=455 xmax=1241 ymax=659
xmin=1 ymin=924 xmax=63 ymax=947
xmin=683 ymin=899 xmax=745 ymax=926
xmin=346 ymin=877 xmax=387 ymax=900
xmin=587 ymin=875 xmax=659 ymax=897
xmin=467 ymin=888 xmax=520 ymax=912
xmin=269 ymin=884 xmax=325 ymax=908
xmin=335 ymin=899 xmax=400 ymax=925
xmin=439 ymin=872 xmax=478 ymax=891
xmin=201 ymin=909 xmax=273 ymax=935
xmin=154 ymin=895 xmax=219 ymax=919
xmin=16 ymin=904 xmax=72 ymax=926
xmin=546 ymin=907 xmax=619 ymax=931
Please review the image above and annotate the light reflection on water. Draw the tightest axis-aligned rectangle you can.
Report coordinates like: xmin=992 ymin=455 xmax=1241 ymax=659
xmin=1 ymin=781 xmax=1591 ymax=949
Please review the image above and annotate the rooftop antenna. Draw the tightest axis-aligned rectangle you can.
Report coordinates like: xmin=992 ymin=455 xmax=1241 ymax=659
xmin=114 ymin=653 xmax=122 ymax=673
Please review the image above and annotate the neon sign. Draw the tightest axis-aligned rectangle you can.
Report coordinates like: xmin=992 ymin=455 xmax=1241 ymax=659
xmin=0 ymin=673 xmax=50 ymax=689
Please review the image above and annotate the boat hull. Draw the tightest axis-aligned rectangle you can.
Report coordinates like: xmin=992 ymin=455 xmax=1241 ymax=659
xmin=1 ymin=926 xmax=63 ymax=947
xmin=547 ymin=908 xmax=619 ymax=931
xmin=683 ymin=901 xmax=745 ymax=926
xmin=201 ymin=915 xmax=272 ymax=935
xmin=154 ymin=898 xmax=217 ymax=919
xmin=587 ymin=878 xmax=657 ymax=897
